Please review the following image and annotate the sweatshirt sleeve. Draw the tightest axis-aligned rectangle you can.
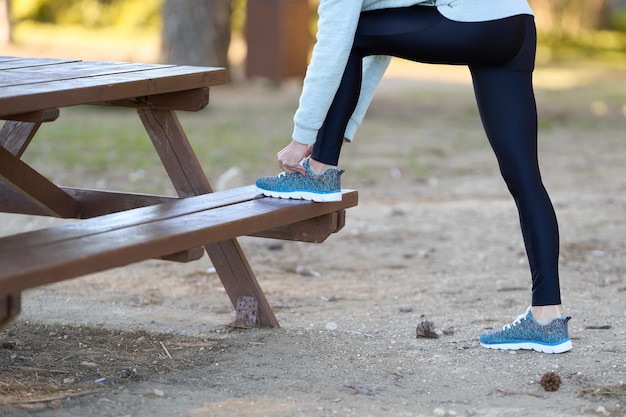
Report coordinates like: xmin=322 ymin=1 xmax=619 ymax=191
xmin=292 ymin=0 xmax=363 ymax=145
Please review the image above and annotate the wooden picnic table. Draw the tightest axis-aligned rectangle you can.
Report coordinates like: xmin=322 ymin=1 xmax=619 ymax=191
xmin=0 ymin=57 xmax=357 ymax=329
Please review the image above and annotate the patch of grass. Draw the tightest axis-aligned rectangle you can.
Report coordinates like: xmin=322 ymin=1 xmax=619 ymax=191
xmin=20 ymin=102 xmax=294 ymax=194
xmin=30 ymin=108 xmax=155 ymax=169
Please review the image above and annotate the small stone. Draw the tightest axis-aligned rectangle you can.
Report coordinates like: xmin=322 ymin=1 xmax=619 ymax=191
xmin=265 ymin=241 xmax=284 ymax=250
xmin=63 ymin=377 xmax=75 ymax=384
xmin=398 ymin=305 xmax=413 ymax=313
xmin=325 ymin=322 xmax=338 ymax=331
xmin=295 ymin=265 xmax=321 ymax=277
xmin=121 ymin=368 xmax=138 ymax=378
xmin=442 ymin=327 xmax=455 ymax=336
xmin=0 ymin=342 xmax=15 ymax=350
xmin=433 ymin=407 xmax=446 ymax=417
xmin=153 ymin=389 xmax=165 ymax=397
xmin=48 ymin=400 xmax=63 ymax=409
xmin=595 ymin=406 xmax=609 ymax=416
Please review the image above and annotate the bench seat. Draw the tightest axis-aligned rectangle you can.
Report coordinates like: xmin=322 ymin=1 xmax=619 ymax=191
xmin=0 ymin=185 xmax=357 ymax=327
xmin=0 ymin=185 xmax=357 ymax=292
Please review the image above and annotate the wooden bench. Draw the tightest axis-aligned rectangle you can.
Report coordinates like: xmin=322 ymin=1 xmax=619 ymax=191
xmin=0 ymin=57 xmax=358 ymax=329
xmin=0 ymin=186 xmax=357 ymax=329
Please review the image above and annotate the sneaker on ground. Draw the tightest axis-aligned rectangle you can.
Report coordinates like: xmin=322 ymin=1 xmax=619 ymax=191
xmin=479 ymin=306 xmax=573 ymax=354
xmin=255 ymin=159 xmax=344 ymax=202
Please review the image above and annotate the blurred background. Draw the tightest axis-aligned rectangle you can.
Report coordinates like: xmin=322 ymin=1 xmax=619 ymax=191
xmin=1 ymin=0 xmax=626 ymax=81
xmin=0 ymin=0 xmax=624 ymax=196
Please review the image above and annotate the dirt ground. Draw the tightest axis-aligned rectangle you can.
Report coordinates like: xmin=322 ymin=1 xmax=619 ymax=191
xmin=1 ymin=62 xmax=625 ymax=417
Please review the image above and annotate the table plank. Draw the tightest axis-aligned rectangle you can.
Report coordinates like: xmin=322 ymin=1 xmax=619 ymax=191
xmin=0 ymin=186 xmax=261 ymax=251
xmin=0 ymin=57 xmax=79 ymax=70
xmin=0 ymin=62 xmax=177 ymax=88
xmin=0 ymin=65 xmax=228 ymax=116
xmin=5 ymin=60 xmax=165 ymax=74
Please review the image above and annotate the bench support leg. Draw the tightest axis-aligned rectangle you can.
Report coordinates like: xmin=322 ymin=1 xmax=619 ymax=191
xmin=138 ymin=108 xmax=280 ymax=327
xmin=0 ymin=293 xmax=21 ymax=329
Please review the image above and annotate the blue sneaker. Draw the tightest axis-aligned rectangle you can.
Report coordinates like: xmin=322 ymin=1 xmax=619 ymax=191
xmin=479 ymin=307 xmax=573 ymax=354
xmin=256 ymin=159 xmax=344 ymax=202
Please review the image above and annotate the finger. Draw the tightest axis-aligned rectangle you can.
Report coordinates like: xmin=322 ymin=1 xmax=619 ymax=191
xmin=278 ymin=161 xmax=295 ymax=173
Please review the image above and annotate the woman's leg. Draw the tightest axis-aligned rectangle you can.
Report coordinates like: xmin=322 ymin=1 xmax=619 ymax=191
xmin=311 ymin=6 xmax=527 ymax=165
xmin=313 ymin=8 xmax=562 ymax=312
xmin=470 ymin=67 xmax=561 ymax=307
xmin=469 ymin=18 xmax=562 ymax=310
xmin=310 ymin=54 xmax=362 ymax=166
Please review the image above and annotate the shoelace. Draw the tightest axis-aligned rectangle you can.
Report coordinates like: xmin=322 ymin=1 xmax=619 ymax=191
xmin=502 ymin=312 xmax=528 ymax=331
xmin=276 ymin=169 xmax=314 ymax=179
xmin=502 ymin=306 xmax=533 ymax=331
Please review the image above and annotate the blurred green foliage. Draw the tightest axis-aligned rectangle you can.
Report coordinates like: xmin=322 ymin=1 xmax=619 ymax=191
xmin=11 ymin=0 xmax=162 ymax=29
xmin=12 ymin=0 xmax=248 ymax=33
xmin=538 ymin=30 xmax=626 ymax=63
xmin=231 ymin=0 xmax=246 ymax=34
xmin=611 ymin=7 xmax=626 ymax=31
xmin=9 ymin=0 xmax=626 ymax=63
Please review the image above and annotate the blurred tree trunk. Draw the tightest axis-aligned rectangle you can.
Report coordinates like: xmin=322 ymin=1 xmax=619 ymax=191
xmin=161 ymin=0 xmax=232 ymax=68
xmin=529 ymin=0 xmax=613 ymax=36
xmin=0 ymin=0 xmax=11 ymax=46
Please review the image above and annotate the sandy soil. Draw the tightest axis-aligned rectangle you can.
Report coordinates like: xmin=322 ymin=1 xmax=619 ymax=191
xmin=1 ymin=63 xmax=625 ymax=417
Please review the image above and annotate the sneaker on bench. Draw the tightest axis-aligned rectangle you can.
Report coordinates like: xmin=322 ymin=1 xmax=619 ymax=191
xmin=479 ymin=306 xmax=573 ymax=354
xmin=256 ymin=159 xmax=344 ymax=203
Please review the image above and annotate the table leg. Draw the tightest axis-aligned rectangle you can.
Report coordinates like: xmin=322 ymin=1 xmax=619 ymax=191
xmin=137 ymin=108 xmax=279 ymax=327
xmin=0 ymin=146 xmax=81 ymax=217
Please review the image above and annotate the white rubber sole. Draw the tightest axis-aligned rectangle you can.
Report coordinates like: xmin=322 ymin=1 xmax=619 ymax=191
xmin=257 ymin=187 xmax=342 ymax=203
xmin=480 ymin=339 xmax=573 ymax=354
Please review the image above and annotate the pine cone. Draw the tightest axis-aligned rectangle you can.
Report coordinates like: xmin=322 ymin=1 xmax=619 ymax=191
xmin=416 ymin=320 xmax=439 ymax=339
xmin=540 ymin=372 xmax=562 ymax=391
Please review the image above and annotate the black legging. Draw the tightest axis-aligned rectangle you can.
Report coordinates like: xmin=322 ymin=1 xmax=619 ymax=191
xmin=311 ymin=6 xmax=561 ymax=306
